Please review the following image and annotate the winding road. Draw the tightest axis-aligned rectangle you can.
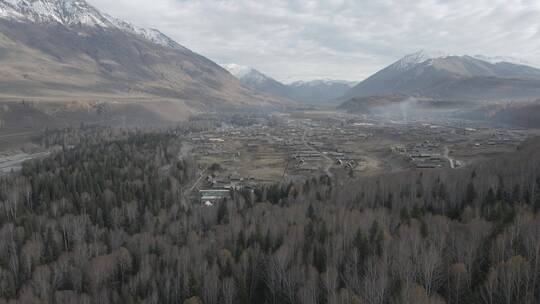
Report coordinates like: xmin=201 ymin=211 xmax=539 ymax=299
xmin=443 ymin=146 xmax=456 ymax=169
xmin=302 ymin=130 xmax=334 ymax=177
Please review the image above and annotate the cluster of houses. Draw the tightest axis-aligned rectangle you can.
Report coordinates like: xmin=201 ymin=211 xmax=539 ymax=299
xmin=472 ymin=131 xmax=527 ymax=147
xmin=200 ymin=189 xmax=231 ymax=207
xmin=394 ymin=141 xmax=448 ymax=169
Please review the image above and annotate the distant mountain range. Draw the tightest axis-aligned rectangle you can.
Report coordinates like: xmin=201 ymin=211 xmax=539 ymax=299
xmin=2 ymin=0 xmax=538 ymax=120
xmin=0 ymin=0 xmax=282 ymax=118
xmin=223 ymin=63 xmax=356 ymax=104
xmin=288 ymin=79 xmax=358 ymax=104
xmin=223 ymin=64 xmax=291 ymax=100
xmin=343 ymin=50 xmax=540 ymax=101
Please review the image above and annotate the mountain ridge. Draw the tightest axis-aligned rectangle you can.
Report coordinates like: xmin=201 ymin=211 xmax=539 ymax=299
xmin=0 ymin=0 xmax=284 ymax=119
xmin=0 ymin=0 xmax=185 ymax=49
xmin=223 ymin=63 xmax=356 ymax=104
xmin=344 ymin=51 xmax=540 ymax=101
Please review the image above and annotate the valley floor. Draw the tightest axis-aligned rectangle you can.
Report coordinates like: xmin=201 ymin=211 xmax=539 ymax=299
xmin=1 ymin=112 xmax=539 ymax=304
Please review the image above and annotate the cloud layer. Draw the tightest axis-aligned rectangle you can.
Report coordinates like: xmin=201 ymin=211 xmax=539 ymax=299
xmin=88 ymin=0 xmax=540 ymax=82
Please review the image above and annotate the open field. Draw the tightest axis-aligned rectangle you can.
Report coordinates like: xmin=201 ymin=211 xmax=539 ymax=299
xmin=195 ymin=137 xmax=288 ymax=184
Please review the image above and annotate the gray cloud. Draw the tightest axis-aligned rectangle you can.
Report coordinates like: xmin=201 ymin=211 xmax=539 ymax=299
xmin=88 ymin=0 xmax=540 ymax=82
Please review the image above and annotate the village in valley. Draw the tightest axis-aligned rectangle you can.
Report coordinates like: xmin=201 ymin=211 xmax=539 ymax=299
xmin=171 ymin=110 xmax=538 ymax=205
xmin=1 ymin=106 xmax=533 ymax=207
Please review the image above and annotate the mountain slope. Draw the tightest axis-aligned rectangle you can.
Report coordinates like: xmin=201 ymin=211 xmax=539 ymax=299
xmin=454 ymin=100 xmax=540 ymax=128
xmin=0 ymin=0 xmax=281 ymax=116
xmin=223 ymin=63 xmax=355 ymax=104
xmin=338 ymin=93 xmax=410 ymax=114
xmin=344 ymin=51 xmax=540 ymax=101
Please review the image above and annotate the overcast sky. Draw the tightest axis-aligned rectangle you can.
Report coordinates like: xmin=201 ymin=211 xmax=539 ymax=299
xmin=88 ymin=0 xmax=540 ymax=83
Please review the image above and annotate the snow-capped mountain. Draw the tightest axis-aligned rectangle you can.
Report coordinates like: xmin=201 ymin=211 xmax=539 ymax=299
xmin=389 ymin=50 xmax=453 ymax=71
xmin=387 ymin=50 xmax=538 ymax=73
xmin=223 ymin=63 xmax=279 ymax=86
xmin=223 ymin=63 xmax=254 ymax=79
xmin=0 ymin=0 xmax=111 ymax=26
xmin=0 ymin=0 xmax=182 ymax=49
xmin=223 ymin=63 xmax=291 ymax=99
xmin=344 ymin=51 xmax=540 ymax=101
xmin=0 ymin=0 xmax=282 ymax=110
xmin=223 ymin=63 xmax=356 ymax=104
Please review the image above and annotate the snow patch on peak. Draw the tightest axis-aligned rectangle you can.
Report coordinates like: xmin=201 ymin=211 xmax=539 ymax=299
xmin=222 ymin=63 xmax=276 ymax=85
xmin=222 ymin=63 xmax=254 ymax=79
xmin=0 ymin=0 xmax=185 ymax=49
xmin=102 ymin=14 xmax=184 ymax=49
xmin=392 ymin=50 xmax=455 ymax=71
xmin=0 ymin=0 xmax=112 ymax=27
xmin=134 ymin=28 xmax=184 ymax=50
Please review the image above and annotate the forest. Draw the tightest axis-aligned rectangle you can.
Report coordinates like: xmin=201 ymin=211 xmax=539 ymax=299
xmin=0 ymin=126 xmax=539 ymax=304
